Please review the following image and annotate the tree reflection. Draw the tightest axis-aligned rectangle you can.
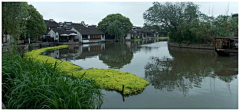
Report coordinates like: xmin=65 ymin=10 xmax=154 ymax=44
xmin=145 ymin=47 xmax=238 ymax=96
xmin=99 ymin=42 xmax=133 ymax=69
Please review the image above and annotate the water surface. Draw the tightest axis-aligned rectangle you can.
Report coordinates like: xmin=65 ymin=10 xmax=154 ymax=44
xmin=45 ymin=40 xmax=238 ymax=109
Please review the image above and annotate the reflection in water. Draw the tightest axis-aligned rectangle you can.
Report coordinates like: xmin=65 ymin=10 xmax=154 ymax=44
xmin=99 ymin=42 xmax=133 ymax=69
xmin=45 ymin=39 xmax=163 ymax=69
xmin=145 ymin=47 xmax=238 ymax=96
xmin=44 ymin=41 xmax=237 ymax=108
xmin=45 ymin=43 xmax=105 ymax=61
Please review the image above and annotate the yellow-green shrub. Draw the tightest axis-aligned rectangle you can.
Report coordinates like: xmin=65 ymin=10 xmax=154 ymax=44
xmin=25 ymin=45 xmax=82 ymax=72
xmin=25 ymin=45 xmax=150 ymax=95
xmin=70 ymin=69 xmax=149 ymax=95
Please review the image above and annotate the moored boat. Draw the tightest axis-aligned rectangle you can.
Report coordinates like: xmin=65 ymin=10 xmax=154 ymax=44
xmin=215 ymin=37 xmax=238 ymax=56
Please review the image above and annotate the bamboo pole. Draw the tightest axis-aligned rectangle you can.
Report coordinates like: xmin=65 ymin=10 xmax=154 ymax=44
xmin=122 ymin=85 xmax=125 ymax=102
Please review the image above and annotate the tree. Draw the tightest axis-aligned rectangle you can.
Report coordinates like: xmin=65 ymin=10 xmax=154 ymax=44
xmin=97 ymin=13 xmax=133 ymax=39
xmin=26 ymin=4 xmax=47 ymax=41
xmin=106 ymin=21 xmax=125 ymax=40
xmin=229 ymin=17 xmax=238 ymax=37
xmin=2 ymin=2 xmax=29 ymax=44
xmin=143 ymin=2 xmax=199 ymax=31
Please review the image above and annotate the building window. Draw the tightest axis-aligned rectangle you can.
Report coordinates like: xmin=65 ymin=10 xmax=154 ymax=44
xmin=90 ymin=35 xmax=101 ymax=39
xmin=82 ymin=35 xmax=88 ymax=40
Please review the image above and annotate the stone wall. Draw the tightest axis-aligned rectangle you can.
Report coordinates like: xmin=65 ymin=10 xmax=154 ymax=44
xmin=168 ymin=41 xmax=215 ymax=50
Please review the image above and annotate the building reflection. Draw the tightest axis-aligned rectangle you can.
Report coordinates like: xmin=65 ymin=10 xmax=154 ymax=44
xmin=46 ymin=43 xmax=105 ymax=61
xmin=144 ymin=47 xmax=238 ymax=96
xmin=45 ymin=39 xmax=165 ymax=68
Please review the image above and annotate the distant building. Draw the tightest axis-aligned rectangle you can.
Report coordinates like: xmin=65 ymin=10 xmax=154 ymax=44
xmin=41 ymin=19 xmax=105 ymax=43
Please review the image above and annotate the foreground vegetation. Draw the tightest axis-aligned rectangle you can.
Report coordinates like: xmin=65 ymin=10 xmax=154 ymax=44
xmin=2 ymin=50 xmax=103 ymax=109
xmin=25 ymin=45 xmax=150 ymax=95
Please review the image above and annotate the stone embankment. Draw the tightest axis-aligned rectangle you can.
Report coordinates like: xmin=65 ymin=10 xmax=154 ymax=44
xmin=168 ymin=41 xmax=215 ymax=50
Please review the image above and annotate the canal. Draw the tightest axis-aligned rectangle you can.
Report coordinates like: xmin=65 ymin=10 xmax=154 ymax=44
xmin=45 ymin=40 xmax=238 ymax=109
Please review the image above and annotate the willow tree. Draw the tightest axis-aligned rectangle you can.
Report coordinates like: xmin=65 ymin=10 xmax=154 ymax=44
xmin=2 ymin=2 xmax=29 ymax=44
xmin=106 ymin=21 xmax=125 ymax=40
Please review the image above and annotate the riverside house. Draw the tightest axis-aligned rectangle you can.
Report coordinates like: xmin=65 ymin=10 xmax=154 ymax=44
xmin=41 ymin=19 xmax=105 ymax=44
xmin=125 ymin=26 xmax=161 ymax=40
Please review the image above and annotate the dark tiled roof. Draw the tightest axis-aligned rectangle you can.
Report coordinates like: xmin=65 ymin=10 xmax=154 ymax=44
xmin=51 ymin=28 xmax=76 ymax=35
xmin=44 ymin=20 xmax=59 ymax=28
xmin=58 ymin=30 xmax=77 ymax=35
xmin=76 ymin=27 xmax=105 ymax=35
xmin=88 ymin=25 xmax=97 ymax=28
xmin=43 ymin=20 xmax=104 ymax=35
xmin=70 ymin=23 xmax=86 ymax=29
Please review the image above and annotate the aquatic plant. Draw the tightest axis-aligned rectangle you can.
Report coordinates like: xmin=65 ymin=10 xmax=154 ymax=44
xmin=2 ymin=50 xmax=103 ymax=108
xmin=25 ymin=45 xmax=150 ymax=95
xmin=155 ymin=37 xmax=169 ymax=40
xmin=71 ymin=69 xmax=150 ymax=95
xmin=25 ymin=45 xmax=82 ymax=72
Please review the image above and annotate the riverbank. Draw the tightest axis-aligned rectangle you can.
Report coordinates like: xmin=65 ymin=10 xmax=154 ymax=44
xmin=168 ymin=41 xmax=214 ymax=50
xmin=25 ymin=45 xmax=149 ymax=95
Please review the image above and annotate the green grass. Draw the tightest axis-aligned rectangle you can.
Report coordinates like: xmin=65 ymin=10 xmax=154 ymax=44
xmin=155 ymin=37 xmax=169 ymax=40
xmin=131 ymin=39 xmax=142 ymax=41
xmin=2 ymin=50 xmax=103 ymax=109
xmin=25 ymin=45 xmax=150 ymax=95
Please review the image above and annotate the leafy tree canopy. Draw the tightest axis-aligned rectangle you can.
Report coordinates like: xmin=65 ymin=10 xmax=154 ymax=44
xmin=143 ymin=2 xmax=199 ymax=31
xmin=26 ymin=4 xmax=47 ymax=39
xmin=106 ymin=21 xmax=125 ymax=40
xmin=144 ymin=2 xmax=238 ymax=44
xmin=2 ymin=2 xmax=46 ymax=43
xmin=97 ymin=13 xmax=133 ymax=35
xmin=2 ymin=2 xmax=29 ymax=42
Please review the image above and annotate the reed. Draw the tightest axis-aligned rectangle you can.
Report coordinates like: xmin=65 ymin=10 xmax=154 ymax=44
xmin=2 ymin=50 xmax=103 ymax=109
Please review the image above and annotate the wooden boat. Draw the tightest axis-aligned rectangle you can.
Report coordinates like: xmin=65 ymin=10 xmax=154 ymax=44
xmin=215 ymin=37 xmax=238 ymax=56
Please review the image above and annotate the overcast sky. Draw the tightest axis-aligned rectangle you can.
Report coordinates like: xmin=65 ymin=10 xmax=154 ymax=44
xmin=28 ymin=1 xmax=239 ymax=27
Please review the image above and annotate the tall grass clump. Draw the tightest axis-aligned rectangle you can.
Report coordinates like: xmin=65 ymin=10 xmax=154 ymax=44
xmin=2 ymin=50 xmax=103 ymax=109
